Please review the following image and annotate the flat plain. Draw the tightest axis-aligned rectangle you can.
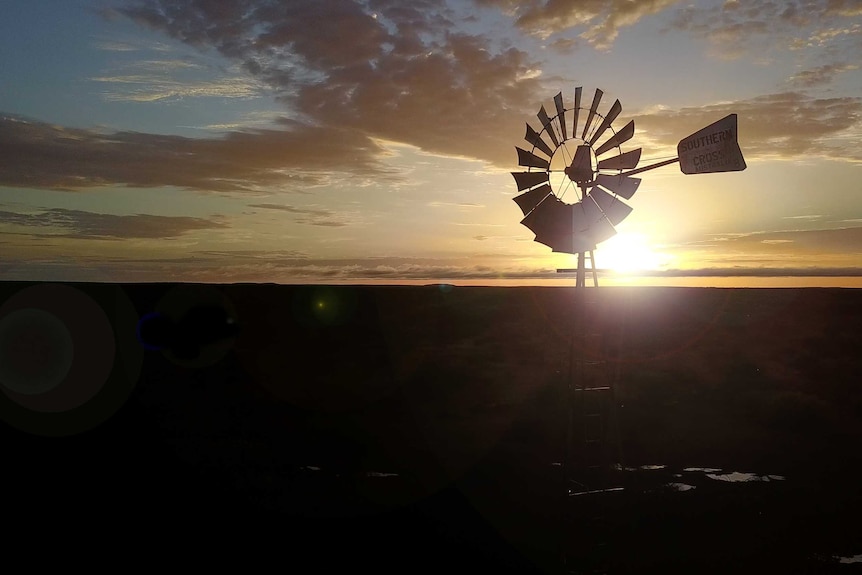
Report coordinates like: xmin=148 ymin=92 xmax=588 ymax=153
xmin=3 ymin=283 xmax=861 ymax=573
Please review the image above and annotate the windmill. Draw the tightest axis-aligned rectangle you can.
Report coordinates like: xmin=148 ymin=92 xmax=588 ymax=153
xmin=513 ymin=86 xmax=747 ymax=570
xmin=512 ymin=86 xmax=746 ymax=287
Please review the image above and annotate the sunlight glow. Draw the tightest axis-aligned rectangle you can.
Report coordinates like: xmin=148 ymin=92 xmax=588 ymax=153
xmin=596 ymin=232 xmax=673 ymax=274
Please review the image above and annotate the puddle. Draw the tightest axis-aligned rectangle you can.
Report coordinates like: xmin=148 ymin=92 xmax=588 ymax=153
xmin=569 ymin=487 xmax=624 ymax=497
xmin=301 ymin=466 xmax=321 ymax=472
xmin=684 ymin=467 xmax=722 ymax=473
xmin=706 ymin=471 xmax=785 ymax=483
xmin=366 ymin=471 xmax=399 ymax=478
xmin=666 ymin=483 xmax=696 ymax=492
xmin=640 ymin=464 xmax=666 ymax=470
xmin=836 ymin=554 xmax=862 ymax=564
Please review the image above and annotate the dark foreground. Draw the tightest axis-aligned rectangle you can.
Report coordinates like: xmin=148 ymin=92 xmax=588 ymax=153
xmin=2 ymin=282 xmax=861 ymax=572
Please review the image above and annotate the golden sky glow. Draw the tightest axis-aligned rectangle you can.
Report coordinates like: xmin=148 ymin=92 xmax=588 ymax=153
xmin=1 ymin=1 xmax=861 ymax=285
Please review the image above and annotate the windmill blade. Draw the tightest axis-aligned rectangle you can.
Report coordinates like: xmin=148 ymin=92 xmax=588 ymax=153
xmin=591 ymin=173 xmax=641 ymax=200
xmin=587 ymin=216 xmax=618 ymax=245
xmin=589 ymin=186 xmax=633 ymax=226
xmin=517 ymin=147 xmax=550 ymax=170
xmin=542 ymin=202 xmax=601 ymax=254
xmin=597 ymin=148 xmax=641 ymax=171
xmin=581 ymin=88 xmax=604 ymax=140
xmin=581 ymin=194 xmax=604 ymax=225
xmin=572 ymin=201 xmax=587 ymax=232
xmin=572 ymin=86 xmax=582 ymax=140
xmin=513 ymin=184 xmax=553 ymax=216
xmin=537 ymin=105 xmax=559 ymax=147
xmin=588 ymin=99 xmax=622 ymax=147
xmin=511 ymin=171 xmax=549 ymax=191
xmin=524 ymin=123 xmax=554 ymax=157
xmin=554 ymin=92 xmax=567 ymax=142
xmin=594 ymin=120 xmax=635 ymax=157
xmin=536 ymin=232 xmax=596 ymax=254
xmin=521 ymin=196 xmax=570 ymax=238
xmin=547 ymin=231 xmax=596 ymax=255
xmin=533 ymin=202 xmax=587 ymax=253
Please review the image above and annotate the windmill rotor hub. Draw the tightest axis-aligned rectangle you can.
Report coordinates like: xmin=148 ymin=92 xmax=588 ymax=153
xmin=564 ymin=144 xmax=596 ymax=185
xmin=512 ymin=86 xmax=643 ymax=260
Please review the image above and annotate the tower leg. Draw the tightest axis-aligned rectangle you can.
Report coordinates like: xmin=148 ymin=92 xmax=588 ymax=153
xmin=576 ymin=252 xmax=586 ymax=288
xmin=589 ymin=250 xmax=598 ymax=287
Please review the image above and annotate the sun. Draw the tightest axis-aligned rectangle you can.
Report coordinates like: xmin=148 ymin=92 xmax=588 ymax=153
xmin=594 ymin=232 xmax=670 ymax=274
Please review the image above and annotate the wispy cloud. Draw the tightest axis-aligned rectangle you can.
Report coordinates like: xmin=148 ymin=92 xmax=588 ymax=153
xmin=246 ymin=203 xmax=354 ymax=227
xmin=668 ymin=0 xmax=862 ymax=58
xmin=91 ymin=74 xmax=263 ymax=101
xmin=427 ymin=201 xmax=485 ymax=209
xmin=0 ymin=208 xmax=227 ymax=239
xmin=699 ymin=226 xmax=862 ymax=254
xmin=90 ymin=55 xmax=265 ymax=102
xmin=93 ymin=40 xmax=140 ymax=52
xmin=783 ymin=214 xmax=823 ymax=221
xmin=636 ymin=267 xmax=862 ymax=277
xmin=0 ymin=115 xmax=394 ymax=194
xmin=476 ymin=0 xmax=678 ymax=49
xmin=791 ymin=23 xmax=862 ymax=49
xmin=177 ymin=110 xmax=288 ymax=132
xmin=0 ymin=250 xmax=563 ymax=283
xmin=787 ymin=63 xmax=859 ymax=88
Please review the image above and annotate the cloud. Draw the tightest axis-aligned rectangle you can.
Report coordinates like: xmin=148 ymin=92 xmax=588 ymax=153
xmin=0 ymin=249 xmax=564 ymax=283
xmin=0 ymin=207 xmax=227 ymax=239
xmin=427 ymin=201 xmax=485 ymax=208
xmin=115 ymin=0 xmax=545 ymax=167
xmin=93 ymin=40 xmax=140 ymax=52
xmin=698 ymin=226 xmax=862 ymax=254
xmin=669 ymin=0 xmax=862 ymax=58
xmin=546 ymin=37 xmax=581 ymax=53
xmin=90 ymin=49 xmax=268 ymax=102
xmin=91 ymin=74 xmax=264 ymax=102
xmin=631 ymin=91 xmax=862 ymax=161
xmin=787 ymin=63 xmax=859 ymax=88
xmin=793 ymin=23 xmax=862 ymax=49
xmin=0 ymin=115 xmax=393 ymax=194
xmin=636 ymin=267 xmax=862 ymax=277
xmin=476 ymin=0 xmax=678 ymax=49
xmin=246 ymin=203 xmax=352 ymax=227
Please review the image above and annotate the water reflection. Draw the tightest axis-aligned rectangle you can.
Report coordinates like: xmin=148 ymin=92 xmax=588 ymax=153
xmin=706 ymin=471 xmax=786 ymax=483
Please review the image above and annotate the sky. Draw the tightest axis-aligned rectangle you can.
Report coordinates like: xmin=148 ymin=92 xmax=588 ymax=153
xmin=1 ymin=0 xmax=861 ymax=286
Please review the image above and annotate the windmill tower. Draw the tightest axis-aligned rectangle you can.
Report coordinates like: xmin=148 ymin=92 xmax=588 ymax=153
xmin=511 ymin=86 xmax=747 ymax=572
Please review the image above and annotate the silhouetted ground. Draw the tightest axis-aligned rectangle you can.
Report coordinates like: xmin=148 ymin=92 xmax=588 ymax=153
xmin=3 ymin=283 xmax=861 ymax=572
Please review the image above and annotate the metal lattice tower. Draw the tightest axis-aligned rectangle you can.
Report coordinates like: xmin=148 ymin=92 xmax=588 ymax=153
xmin=560 ymin=290 xmax=625 ymax=573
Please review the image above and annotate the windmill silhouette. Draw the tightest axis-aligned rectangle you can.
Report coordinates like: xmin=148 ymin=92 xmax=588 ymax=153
xmin=513 ymin=86 xmax=745 ymax=287
xmin=512 ymin=86 xmax=747 ymax=571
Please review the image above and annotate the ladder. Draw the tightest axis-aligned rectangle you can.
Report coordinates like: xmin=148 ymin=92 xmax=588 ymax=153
xmin=561 ymin=291 xmax=623 ymax=573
